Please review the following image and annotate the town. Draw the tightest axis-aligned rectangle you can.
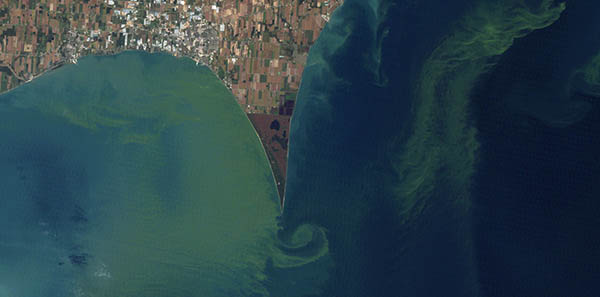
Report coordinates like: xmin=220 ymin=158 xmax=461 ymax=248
xmin=0 ymin=0 xmax=344 ymax=200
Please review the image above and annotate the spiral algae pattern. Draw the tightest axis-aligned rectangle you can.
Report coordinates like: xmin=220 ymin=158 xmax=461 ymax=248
xmin=272 ymin=224 xmax=330 ymax=269
xmin=0 ymin=51 xmax=330 ymax=297
xmin=393 ymin=0 xmax=565 ymax=223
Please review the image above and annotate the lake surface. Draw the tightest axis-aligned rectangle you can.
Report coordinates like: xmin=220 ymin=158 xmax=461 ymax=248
xmin=3 ymin=0 xmax=600 ymax=296
xmin=0 ymin=52 xmax=328 ymax=297
xmin=284 ymin=0 xmax=600 ymax=296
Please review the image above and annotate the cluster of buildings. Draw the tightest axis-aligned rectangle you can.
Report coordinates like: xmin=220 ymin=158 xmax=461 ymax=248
xmin=0 ymin=0 xmax=219 ymax=92
xmin=0 ymin=0 xmax=343 ymax=113
xmin=0 ymin=0 xmax=344 ymax=200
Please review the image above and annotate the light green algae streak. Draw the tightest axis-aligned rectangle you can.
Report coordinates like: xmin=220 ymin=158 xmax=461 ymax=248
xmin=6 ymin=52 xmax=328 ymax=296
xmin=394 ymin=0 xmax=565 ymax=223
xmin=14 ymin=53 xmax=216 ymax=145
xmin=575 ymin=51 xmax=600 ymax=93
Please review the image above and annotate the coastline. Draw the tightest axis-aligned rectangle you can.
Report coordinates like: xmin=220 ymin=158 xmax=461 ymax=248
xmin=0 ymin=50 xmax=285 ymax=213
xmin=280 ymin=0 xmax=347 ymax=211
xmin=1 ymin=0 xmax=348 ymax=211
xmin=0 ymin=0 xmax=346 ymax=213
xmin=0 ymin=61 xmax=65 ymax=97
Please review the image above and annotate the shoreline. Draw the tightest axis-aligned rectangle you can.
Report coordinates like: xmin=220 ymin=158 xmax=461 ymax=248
xmin=0 ymin=50 xmax=284 ymax=213
xmin=0 ymin=61 xmax=65 ymax=97
xmin=280 ymin=0 xmax=347 ymax=211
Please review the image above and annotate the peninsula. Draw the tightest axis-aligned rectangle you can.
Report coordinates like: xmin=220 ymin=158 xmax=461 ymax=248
xmin=0 ymin=0 xmax=343 ymax=204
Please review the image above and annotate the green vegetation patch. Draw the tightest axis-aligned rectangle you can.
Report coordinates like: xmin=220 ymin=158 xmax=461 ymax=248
xmin=285 ymin=91 xmax=297 ymax=101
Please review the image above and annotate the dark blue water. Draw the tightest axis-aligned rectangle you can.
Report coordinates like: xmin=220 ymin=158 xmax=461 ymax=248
xmin=472 ymin=1 xmax=600 ymax=295
xmin=284 ymin=0 xmax=600 ymax=296
xmin=2 ymin=0 xmax=600 ymax=296
xmin=284 ymin=0 xmax=476 ymax=295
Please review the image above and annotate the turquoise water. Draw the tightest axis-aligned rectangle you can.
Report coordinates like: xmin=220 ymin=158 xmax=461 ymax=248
xmin=0 ymin=52 xmax=328 ymax=297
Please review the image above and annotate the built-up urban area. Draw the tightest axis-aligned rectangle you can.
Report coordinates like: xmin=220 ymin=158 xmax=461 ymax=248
xmin=0 ymin=0 xmax=344 ymax=201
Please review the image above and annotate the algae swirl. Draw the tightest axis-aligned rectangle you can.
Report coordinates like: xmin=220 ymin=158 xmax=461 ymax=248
xmin=394 ymin=0 xmax=565 ymax=223
xmin=0 ymin=52 xmax=329 ymax=297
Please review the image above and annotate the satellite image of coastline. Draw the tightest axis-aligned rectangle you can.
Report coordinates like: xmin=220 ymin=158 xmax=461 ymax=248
xmin=1 ymin=0 xmax=600 ymax=296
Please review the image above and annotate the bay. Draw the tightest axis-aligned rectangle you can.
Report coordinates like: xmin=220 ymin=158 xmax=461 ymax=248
xmin=0 ymin=52 xmax=327 ymax=297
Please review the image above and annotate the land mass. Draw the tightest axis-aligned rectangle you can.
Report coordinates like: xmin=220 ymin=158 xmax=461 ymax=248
xmin=0 ymin=0 xmax=343 ymax=204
